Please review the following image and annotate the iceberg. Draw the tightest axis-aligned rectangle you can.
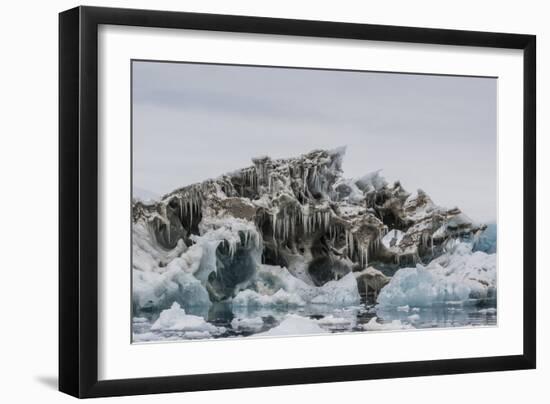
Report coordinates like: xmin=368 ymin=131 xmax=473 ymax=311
xmin=130 ymin=147 xmax=494 ymax=341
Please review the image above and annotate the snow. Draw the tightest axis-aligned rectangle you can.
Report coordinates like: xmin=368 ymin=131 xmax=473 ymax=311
xmin=377 ymin=242 xmax=496 ymax=307
xmin=151 ymin=303 xmax=222 ymax=334
xmin=257 ymin=314 xmax=328 ymax=337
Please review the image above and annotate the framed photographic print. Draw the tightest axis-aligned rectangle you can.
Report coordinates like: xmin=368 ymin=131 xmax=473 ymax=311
xmin=59 ymin=6 xmax=536 ymax=398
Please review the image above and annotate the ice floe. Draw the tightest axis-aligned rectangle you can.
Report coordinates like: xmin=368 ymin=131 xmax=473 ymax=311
xmin=257 ymin=314 xmax=328 ymax=337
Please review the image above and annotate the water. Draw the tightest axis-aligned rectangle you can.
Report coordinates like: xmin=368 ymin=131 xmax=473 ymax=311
xmin=132 ymin=302 xmax=497 ymax=342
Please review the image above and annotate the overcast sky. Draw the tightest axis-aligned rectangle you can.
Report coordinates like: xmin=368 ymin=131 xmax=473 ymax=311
xmin=132 ymin=60 xmax=497 ymax=223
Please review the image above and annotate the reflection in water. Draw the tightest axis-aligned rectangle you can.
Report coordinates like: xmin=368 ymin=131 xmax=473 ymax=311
xmin=132 ymin=301 xmax=497 ymax=342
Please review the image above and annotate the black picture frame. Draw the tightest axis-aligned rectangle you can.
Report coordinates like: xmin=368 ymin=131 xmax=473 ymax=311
xmin=59 ymin=5 xmax=536 ymax=398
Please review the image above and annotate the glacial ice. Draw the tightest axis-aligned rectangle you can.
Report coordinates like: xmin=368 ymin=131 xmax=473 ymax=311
xmin=132 ymin=221 xmax=188 ymax=272
xmin=233 ymin=265 xmax=360 ymax=308
xmin=131 ymin=148 xmax=495 ymax=341
xmin=132 ymin=267 xmax=211 ymax=312
xmin=377 ymin=242 xmax=496 ymax=307
xmin=473 ymin=222 xmax=497 ymax=254
xmin=310 ymin=273 xmax=361 ymax=305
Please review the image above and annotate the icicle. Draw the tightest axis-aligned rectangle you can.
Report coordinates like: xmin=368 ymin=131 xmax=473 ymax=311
xmin=188 ymin=199 xmax=193 ymax=228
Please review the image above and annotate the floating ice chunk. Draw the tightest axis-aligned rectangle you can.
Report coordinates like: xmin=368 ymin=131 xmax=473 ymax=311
xmin=376 ymin=265 xmax=470 ymax=307
xmin=377 ymin=242 xmax=496 ymax=308
xmin=231 ymin=316 xmax=264 ymax=332
xmin=316 ymin=315 xmax=356 ymax=331
xmin=316 ymin=315 xmax=353 ymax=326
xmin=397 ymin=305 xmax=410 ymax=312
xmin=132 ymin=332 xmax=160 ymax=342
xmin=151 ymin=303 xmax=221 ymax=334
xmin=362 ymin=317 xmax=412 ymax=331
xmin=257 ymin=314 xmax=328 ymax=337
xmin=183 ymin=331 xmax=214 ymax=339
xmin=408 ymin=314 xmax=420 ymax=322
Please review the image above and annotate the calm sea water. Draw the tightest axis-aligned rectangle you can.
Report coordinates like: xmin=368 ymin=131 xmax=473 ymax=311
xmin=132 ymin=302 xmax=497 ymax=342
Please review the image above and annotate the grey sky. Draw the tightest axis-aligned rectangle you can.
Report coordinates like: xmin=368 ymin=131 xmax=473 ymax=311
xmin=132 ymin=61 xmax=497 ymax=223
